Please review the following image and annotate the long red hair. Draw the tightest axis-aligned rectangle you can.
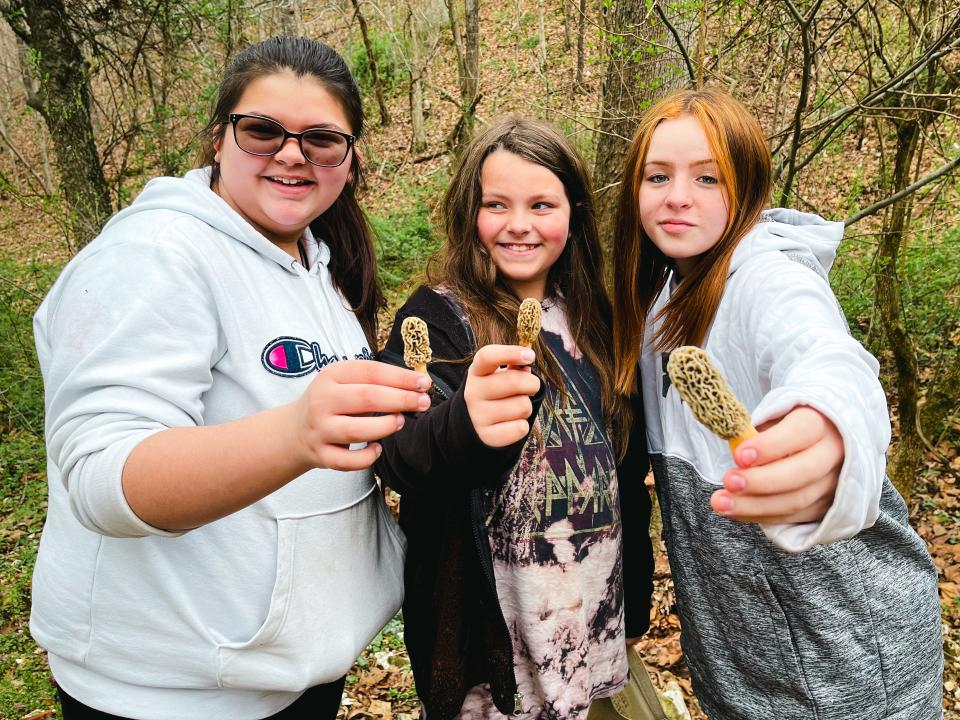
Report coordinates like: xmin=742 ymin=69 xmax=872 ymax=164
xmin=613 ymin=88 xmax=772 ymax=396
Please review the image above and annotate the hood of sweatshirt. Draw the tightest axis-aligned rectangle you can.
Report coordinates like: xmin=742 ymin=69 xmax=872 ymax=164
xmin=103 ymin=168 xmax=330 ymax=273
xmin=727 ymin=207 xmax=844 ymax=278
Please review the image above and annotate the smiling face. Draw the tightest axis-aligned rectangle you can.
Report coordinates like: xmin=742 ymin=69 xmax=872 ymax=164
xmin=637 ymin=114 xmax=730 ymax=276
xmin=476 ymin=150 xmax=570 ymax=300
xmin=212 ymin=70 xmax=353 ymax=255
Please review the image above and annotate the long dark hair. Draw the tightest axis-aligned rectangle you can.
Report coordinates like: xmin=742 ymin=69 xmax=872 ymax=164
xmin=432 ymin=117 xmax=630 ymax=453
xmin=197 ymin=36 xmax=383 ymax=346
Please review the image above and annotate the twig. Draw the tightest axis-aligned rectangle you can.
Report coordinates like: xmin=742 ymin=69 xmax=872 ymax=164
xmin=0 ymin=123 xmax=48 ymax=194
xmin=844 ymin=155 xmax=960 ymax=227
xmin=653 ymin=3 xmax=697 ymax=85
xmin=772 ymin=30 xmax=960 ymax=143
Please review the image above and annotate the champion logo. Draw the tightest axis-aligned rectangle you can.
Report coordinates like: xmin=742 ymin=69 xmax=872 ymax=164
xmin=261 ymin=336 xmax=373 ymax=377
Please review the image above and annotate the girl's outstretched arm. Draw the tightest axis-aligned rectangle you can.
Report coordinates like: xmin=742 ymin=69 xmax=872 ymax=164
xmin=122 ymin=360 xmax=431 ymax=531
xmin=710 ymin=405 xmax=843 ymax=524
xmin=714 ymin=253 xmax=890 ymax=552
xmin=37 ymin=231 xmax=429 ymax=538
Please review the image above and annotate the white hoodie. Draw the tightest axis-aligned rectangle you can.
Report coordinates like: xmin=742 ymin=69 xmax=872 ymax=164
xmin=31 ymin=169 xmax=406 ymax=719
xmin=641 ymin=208 xmax=890 ymax=551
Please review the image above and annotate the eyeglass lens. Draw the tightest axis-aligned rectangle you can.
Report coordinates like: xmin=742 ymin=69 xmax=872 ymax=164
xmin=234 ymin=116 xmax=350 ymax=167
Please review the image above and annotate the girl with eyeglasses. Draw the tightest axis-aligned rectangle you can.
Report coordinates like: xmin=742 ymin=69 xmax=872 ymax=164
xmin=27 ymin=36 xmax=525 ymax=720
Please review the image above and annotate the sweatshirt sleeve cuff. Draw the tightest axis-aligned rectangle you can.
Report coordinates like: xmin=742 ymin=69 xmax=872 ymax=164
xmin=753 ymin=392 xmax=883 ymax=553
xmin=445 ymin=379 xmax=546 ymax=484
xmin=68 ymin=431 xmax=187 ymax=539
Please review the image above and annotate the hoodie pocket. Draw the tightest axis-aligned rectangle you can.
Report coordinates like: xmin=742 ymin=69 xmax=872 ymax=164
xmin=756 ymin=542 xmax=886 ymax=720
xmin=216 ymin=489 xmax=406 ymax=691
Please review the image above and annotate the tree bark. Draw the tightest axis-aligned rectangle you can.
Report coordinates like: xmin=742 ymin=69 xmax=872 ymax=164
xmin=460 ymin=0 xmax=480 ymax=146
xmin=875 ymin=118 xmax=922 ymax=501
xmin=446 ymin=0 xmax=479 ymax=154
xmin=6 ymin=0 xmax=111 ymax=247
xmin=921 ymin=356 xmax=960 ymax=447
xmin=593 ymin=0 xmax=691 ymax=250
xmin=575 ymin=0 xmax=585 ymax=91
xmin=407 ymin=3 xmax=428 ymax=153
xmin=351 ymin=0 xmax=391 ymax=126
xmin=537 ymin=0 xmax=547 ymax=73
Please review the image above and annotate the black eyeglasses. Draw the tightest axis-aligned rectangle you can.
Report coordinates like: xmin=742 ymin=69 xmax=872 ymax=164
xmin=228 ymin=113 xmax=355 ymax=168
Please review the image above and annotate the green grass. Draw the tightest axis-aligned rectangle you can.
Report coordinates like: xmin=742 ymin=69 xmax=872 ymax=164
xmin=0 ymin=430 xmax=54 ymax=719
xmin=0 ymin=250 xmax=58 ymax=718
xmin=832 ymin=224 xmax=960 ymax=358
xmin=0 ymin=254 xmax=58 ymax=435
xmin=370 ymin=171 xmax=447 ymax=309
xmin=347 ymin=30 xmax=404 ymax=104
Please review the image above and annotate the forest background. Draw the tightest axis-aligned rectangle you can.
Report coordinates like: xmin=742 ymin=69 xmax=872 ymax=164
xmin=0 ymin=0 xmax=958 ymax=718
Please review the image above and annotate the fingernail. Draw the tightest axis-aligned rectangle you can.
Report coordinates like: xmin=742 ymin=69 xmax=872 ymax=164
xmin=417 ymin=394 xmax=431 ymax=410
xmin=520 ymin=349 xmax=535 ymax=363
xmin=739 ymin=447 xmax=758 ymax=466
xmin=374 ymin=443 xmax=382 ymax=456
xmin=714 ymin=494 xmax=733 ymax=514
xmin=396 ymin=415 xmax=405 ymax=430
xmin=726 ymin=474 xmax=746 ymax=492
xmin=416 ymin=377 xmax=430 ymax=390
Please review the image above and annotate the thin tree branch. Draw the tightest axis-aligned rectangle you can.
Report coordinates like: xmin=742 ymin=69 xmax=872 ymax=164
xmin=653 ymin=2 xmax=696 ymax=84
xmin=844 ymin=155 xmax=960 ymax=227
xmin=0 ymin=122 xmax=49 ymax=193
xmin=769 ymin=18 xmax=960 ymax=142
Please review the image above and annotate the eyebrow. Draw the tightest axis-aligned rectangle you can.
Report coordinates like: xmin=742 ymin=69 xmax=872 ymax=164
xmin=644 ymin=159 xmax=717 ymax=168
xmin=481 ymin=190 xmax=564 ymax=202
xmin=245 ymin=112 xmax=347 ymax=132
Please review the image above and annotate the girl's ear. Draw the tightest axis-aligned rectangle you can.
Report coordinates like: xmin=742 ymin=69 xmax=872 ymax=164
xmin=212 ymin=126 xmax=223 ymax=164
xmin=349 ymin=145 xmax=363 ymax=183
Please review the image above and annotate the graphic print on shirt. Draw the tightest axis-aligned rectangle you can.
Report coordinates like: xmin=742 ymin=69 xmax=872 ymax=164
xmin=459 ymin=305 xmax=626 ymax=720
xmin=261 ymin=336 xmax=373 ymax=377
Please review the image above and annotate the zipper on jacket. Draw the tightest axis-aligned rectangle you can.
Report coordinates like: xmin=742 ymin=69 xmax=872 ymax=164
xmin=513 ymin=691 xmax=524 ymax=716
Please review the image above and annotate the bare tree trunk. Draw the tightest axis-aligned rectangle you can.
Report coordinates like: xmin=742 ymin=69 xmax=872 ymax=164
xmin=0 ymin=41 xmax=20 ymax=190
xmin=461 ymin=0 xmax=480 ymax=143
xmin=0 ymin=110 xmax=20 ymax=190
xmin=575 ymin=0 xmax=586 ymax=91
xmin=776 ymin=1 xmax=823 ymax=205
xmin=562 ymin=0 xmax=572 ymax=51
xmin=4 ymin=0 xmax=112 ymax=248
xmin=407 ymin=3 xmax=428 ymax=153
xmin=537 ymin=0 xmax=547 ymax=73
xmin=35 ymin=114 xmax=53 ymax=194
xmin=593 ymin=0 xmax=691 ymax=249
xmin=866 ymin=5 xmax=960 ymax=496
xmin=446 ymin=0 xmax=480 ymax=154
xmin=269 ymin=0 xmax=303 ymax=35
xmin=351 ymin=0 xmax=391 ymax=126
xmin=875 ymin=118 xmax=922 ymax=501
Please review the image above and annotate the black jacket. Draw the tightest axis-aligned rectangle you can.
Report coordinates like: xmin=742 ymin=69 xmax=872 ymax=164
xmin=375 ymin=286 xmax=653 ymax=720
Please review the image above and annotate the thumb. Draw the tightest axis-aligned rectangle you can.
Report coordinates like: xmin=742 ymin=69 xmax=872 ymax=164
xmin=469 ymin=344 xmax=536 ymax=377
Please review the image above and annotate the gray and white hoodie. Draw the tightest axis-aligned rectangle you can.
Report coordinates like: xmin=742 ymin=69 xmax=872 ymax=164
xmin=641 ymin=209 xmax=942 ymax=719
xmin=31 ymin=169 xmax=406 ymax=719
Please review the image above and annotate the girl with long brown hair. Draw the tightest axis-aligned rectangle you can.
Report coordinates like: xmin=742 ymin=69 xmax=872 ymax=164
xmin=613 ymin=87 xmax=941 ymax=719
xmin=375 ymin=118 xmax=654 ymax=720
xmin=31 ymin=37 xmax=431 ymax=720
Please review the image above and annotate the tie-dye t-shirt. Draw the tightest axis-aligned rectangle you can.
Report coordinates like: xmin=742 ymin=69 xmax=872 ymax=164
xmin=457 ymin=301 xmax=627 ymax=720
